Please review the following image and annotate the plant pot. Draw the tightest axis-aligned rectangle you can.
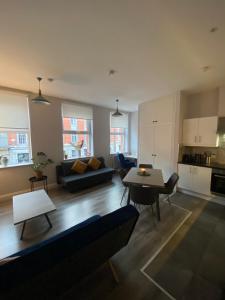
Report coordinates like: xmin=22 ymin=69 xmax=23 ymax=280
xmin=35 ymin=170 xmax=43 ymax=179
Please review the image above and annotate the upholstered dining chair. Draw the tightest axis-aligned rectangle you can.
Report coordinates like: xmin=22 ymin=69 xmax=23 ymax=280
xmin=117 ymin=153 xmax=136 ymax=170
xmin=158 ymin=173 xmax=179 ymax=205
xmin=118 ymin=169 xmax=129 ymax=206
xmin=129 ymin=184 xmax=159 ymax=216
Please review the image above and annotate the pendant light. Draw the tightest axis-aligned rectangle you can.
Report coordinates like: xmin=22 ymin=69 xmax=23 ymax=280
xmin=112 ymin=99 xmax=123 ymax=117
xmin=32 ymin=77 xmax=51 ymax=105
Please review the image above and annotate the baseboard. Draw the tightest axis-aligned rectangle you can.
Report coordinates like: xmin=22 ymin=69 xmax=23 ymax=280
xmin=0 ymin=182 xmax=58 ymax=203
xmin=177 ymin=188 xmax=225 ymax=205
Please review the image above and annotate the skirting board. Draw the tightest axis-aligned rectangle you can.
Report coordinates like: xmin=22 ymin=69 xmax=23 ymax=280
xmin=178 ymin=188 xmax=225 ymax=206
xmin=0 ymin=182 xmax=58 ymax=203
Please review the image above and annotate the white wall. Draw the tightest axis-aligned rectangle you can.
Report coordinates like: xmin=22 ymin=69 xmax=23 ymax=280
xmin=129 ymin=111 xmax=138 ymax=155
xmin=0 ymin=90 xmax=127 ymax=199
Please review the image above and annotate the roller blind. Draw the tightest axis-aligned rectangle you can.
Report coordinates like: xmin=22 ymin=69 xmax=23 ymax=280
xmin=0 ymin=91 xmax=29 ymax=129
xmin=110 ymin=112 xmax=128 ymax=128
xmin=62 ymin=103 xmax=93 ymax=120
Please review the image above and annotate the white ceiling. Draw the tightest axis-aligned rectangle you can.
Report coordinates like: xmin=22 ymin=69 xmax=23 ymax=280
xmin=0 ymin=0 xmax=225 ymax=111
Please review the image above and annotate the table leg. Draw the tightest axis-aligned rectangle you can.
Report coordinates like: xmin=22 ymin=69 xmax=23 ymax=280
xmin=156 ymin=195 xmax=161 ymax=221
xmin=20 ymin=221 xmax=26 ymax=240
xmin=45 ymin=214 xmax=52 ymax=228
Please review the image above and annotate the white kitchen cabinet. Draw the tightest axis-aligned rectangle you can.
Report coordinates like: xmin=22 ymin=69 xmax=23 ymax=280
xmin=182 ymin=116 xmax=218 ymax=147
xmin=178 ymin=164 xmax=212 ymax=196
xmin=198 ymin=116 xmax=218 ymax=147
xmin=183 ymin=118 xmax=198 ymax=146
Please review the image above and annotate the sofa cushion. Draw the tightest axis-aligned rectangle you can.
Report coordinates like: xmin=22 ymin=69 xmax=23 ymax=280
xmin=71 ymin=160 xmax=88 ymax=174
xmin=61 ymin=167 xmax=114 ymax=185
xmin=88 ymin=157 xmax=101 ymax=170
xmin=61 ymin=157 xmax=106 ymax=177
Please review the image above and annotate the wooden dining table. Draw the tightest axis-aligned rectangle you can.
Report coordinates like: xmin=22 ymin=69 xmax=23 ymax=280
xmin=123 ymin=167 xmax=165 ymax=221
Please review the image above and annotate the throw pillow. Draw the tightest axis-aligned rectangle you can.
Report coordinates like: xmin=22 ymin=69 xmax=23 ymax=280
xmin=71 ymin=160 xmax=88 ymax=174
xmin=88 ymin=157 xmax=101 ymax=170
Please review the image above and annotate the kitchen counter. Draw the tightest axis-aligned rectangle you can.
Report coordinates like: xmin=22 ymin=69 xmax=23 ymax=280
xmin=178 ymin=161 xmax=225 ymax=170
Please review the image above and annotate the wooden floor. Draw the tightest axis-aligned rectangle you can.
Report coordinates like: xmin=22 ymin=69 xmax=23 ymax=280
xmin=0 ymin=176 xmax=225 ymax=299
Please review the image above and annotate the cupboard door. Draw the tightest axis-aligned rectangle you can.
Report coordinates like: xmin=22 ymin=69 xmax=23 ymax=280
xmin=154 ymin=123 xmax=173 ymax=181
xmin=139 ymin=102 xmax=158 ymax=126
xmin=183 ymin=118 xmax=198 ymax=146
xmin=192 ymin=166 xmax=212 ymax=196
xmin=153 ymin=94 xmax=176 ymax=125
xmin=198 ymin=116 xmax=218 ymax=147
xmin=138 ymin=125 xmax=155 ymax=165
xmin=178 ymin=164 xmax=192 ymax=190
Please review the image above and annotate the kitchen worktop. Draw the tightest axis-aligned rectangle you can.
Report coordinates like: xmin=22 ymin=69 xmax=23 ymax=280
xmin=178 ymin=161 xmax=225 ymax=170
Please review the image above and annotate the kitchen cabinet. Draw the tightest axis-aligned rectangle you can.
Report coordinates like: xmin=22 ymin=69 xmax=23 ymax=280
xmin=178 ymin=164 xmax=212 ymax=196
xmin=182 ymin=116 xmax=218 ymax=147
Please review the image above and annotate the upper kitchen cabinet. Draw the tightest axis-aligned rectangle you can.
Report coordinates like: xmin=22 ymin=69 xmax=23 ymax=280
xmin=182 ymin=116 xmax=218 ymax=147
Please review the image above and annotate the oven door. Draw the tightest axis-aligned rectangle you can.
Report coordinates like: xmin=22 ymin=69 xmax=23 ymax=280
xmin=211 ymin=171 xmax=225 ymax=195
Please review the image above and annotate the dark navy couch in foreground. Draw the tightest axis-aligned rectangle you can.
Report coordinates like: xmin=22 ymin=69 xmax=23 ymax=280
xmin=0 ymin=205 xmax=139 ymax=299
xmin=56 ymin=156 xmax=115 ymax=192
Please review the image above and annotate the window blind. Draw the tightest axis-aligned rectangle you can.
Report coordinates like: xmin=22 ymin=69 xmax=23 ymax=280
xmin=0 ymin=91 xmax=29 ymax=129
xmin=62 ymin=103 xmax=93 ymax=120
xmin=110 ymin=112 xmax=128 ymax=128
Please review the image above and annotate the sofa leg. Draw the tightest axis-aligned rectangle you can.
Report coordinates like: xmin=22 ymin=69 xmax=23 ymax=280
xmin=108 ymin=260 xmax=119 ymax=283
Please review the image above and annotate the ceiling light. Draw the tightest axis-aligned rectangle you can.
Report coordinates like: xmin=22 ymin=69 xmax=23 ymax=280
xmin=210 ymin=27 xmax=218 ymax=33
xmin=202 ymin=66 xmax=211 ymax=72
xmin=32 ymin=77 xmax=51 ymax=105
xmin=109 ymin=69 xmax=117 ymax=76
xmin=112 ymin=99 xmax=123 ymax=117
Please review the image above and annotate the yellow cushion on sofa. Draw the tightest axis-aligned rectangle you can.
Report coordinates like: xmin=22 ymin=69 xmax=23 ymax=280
xmin=71 ymin=160 xmax=88 ymax=174
xmin=88 ymin=157 xmax=101 ymax=170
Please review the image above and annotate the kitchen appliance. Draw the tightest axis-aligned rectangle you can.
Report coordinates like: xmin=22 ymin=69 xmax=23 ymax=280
xmin=182 ymin=153 xmax=206 ymax=164
xmin=211 ymin=168 xmax=225 ymax=195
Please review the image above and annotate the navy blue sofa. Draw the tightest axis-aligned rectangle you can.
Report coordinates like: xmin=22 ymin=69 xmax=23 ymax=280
xmin=0 ymin=205 xmax=139 ymax=299
xmin=56 ymin=156 xmax=115 ymax=192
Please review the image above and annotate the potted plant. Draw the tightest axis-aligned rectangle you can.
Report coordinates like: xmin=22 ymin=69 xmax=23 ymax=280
xmin=31 ymin=152 xmax=54 ymax=179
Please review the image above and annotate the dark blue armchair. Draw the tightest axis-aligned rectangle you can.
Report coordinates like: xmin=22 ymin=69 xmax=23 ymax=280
xmin=117 ymin=153 xmax=136 ymax=169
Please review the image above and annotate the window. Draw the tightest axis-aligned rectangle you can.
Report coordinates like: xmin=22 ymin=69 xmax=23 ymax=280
xmin=0 ymin=91 xmax=31 ymax=166
xmin=62 ymin=103 xmax=93 ymax=159
xmin=110 ymin=112 xmax=128 ymax=154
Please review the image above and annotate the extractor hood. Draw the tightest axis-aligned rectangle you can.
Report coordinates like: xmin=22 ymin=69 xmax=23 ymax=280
xmin=217 ymin=117 xmax=225 ymax=133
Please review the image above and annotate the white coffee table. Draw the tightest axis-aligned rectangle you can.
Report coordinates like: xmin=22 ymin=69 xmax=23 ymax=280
xmin=13 ymin=189 xmax=56 ymax=240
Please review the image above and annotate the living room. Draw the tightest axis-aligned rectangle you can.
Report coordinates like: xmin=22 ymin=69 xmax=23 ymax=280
xmin=1 ymin=1 xmax=225 ymax=299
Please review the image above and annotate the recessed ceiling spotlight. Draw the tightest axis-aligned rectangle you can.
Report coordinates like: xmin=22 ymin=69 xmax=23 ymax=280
xmin=109 ymin=69 xmax=117 ymax=76
xmin=210 ymin=27 xmax=218 ymax=33
xmin=202 ymin=66 xmax=211 ymax=72
xmin=48 ymin=78 xmax=54 ymax=82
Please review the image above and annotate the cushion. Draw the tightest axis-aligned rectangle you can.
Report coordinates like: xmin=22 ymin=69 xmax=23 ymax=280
xmin=71 ymin=160 xmax=88 ymax=174
xmin=88 ymin=157 xmax=101 ymax=170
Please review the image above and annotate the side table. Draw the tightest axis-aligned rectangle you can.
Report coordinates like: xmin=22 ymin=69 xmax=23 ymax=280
xmin=29 ymin=176 xmax=48 ymax=193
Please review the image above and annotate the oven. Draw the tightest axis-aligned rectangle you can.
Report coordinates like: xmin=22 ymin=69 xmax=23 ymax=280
xmin=211 ymin=168 xmax=225 ymax=195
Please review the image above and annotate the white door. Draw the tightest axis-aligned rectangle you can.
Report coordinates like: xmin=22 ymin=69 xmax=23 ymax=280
xmin=178 ymin=164 xmax=192 ymax=190
xmin=192 ymin=166 xmax=212 ymax=196
xmin=154 ymin=123 xmax=173 ymax=181
xmin=198 ymin=116 xmax=218 ymax=147
xmin=139 ymin=101 xmax=158 ymax=126
xmin=183 ymin=118 xmax=198 ymax=146
xmin=153 ymin=95 xmax=176 ymax=125
xmin=138 ymin=125 xmax=155 ymax=165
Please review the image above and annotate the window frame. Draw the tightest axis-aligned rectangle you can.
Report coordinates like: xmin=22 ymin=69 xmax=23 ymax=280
xmin=62 ymin=117 xmax=93 ymax=160
xmin=110 ymin=127 xmax=128 ymax=154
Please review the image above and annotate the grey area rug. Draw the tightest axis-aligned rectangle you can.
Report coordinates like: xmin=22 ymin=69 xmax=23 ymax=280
xmin=142 ymin=200 xmax=225 ymax=300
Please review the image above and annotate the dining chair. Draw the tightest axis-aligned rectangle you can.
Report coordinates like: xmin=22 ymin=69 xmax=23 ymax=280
xmin=117 ymin=153 xmax=136 ymax=170
xmin=138 ymin=163 xmax=153 ymax=169
xmin=118 ymin=169 xmax=129 ymax=206
xmin=129 ymin=184 xmax=159 ymax=216
xmin=158 ymin=173 xmax=179 ymax=205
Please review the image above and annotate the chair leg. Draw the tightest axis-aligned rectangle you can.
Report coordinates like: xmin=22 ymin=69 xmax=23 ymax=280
xmin=120 ymin=187 xmax=127 ymax=206
xmin=108 ymin=260 xmax=119 ymax=283
xmin=151 ymin=205 xmax=154 ymax=216
xmin=167 ymin=195 xmax=172 ymax=205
